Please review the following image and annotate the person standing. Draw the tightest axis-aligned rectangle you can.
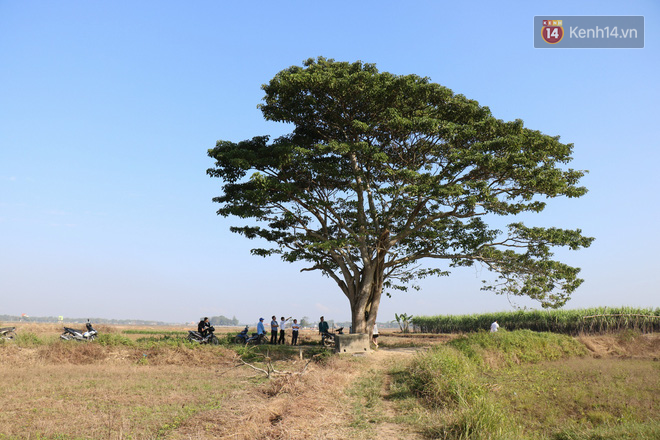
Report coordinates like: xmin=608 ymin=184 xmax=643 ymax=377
xmin=318 ymin=316 xmax=329 ymax=343
xmin=291 ymin=319 xmax=300 ymax=346
xmin=270 ymin=316 xmax=279 ymax=344
xmin=257 ymin=318 xmax=265 ymax=336
xmin=372 ymin=323 xmax=379 ymax=348
xmin=278 ymin=316 xmax=290 ymax=345
xmin=490 ymin=321 xmax=500 ymax=332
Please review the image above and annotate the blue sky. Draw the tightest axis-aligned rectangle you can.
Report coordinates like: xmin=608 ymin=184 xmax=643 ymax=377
xmin=1 ymin=1 xmax=658 ymax=324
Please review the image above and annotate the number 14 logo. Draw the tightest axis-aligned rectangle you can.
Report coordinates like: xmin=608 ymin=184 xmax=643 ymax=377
xmin=542 ymin=25 xmax=564 ymax=44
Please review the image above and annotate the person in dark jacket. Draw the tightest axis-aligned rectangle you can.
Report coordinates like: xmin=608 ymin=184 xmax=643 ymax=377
xmin=270 ymin=316 xmax=279 ymax=344
xmin=318 ymin=316 xmax=329 ymax=340
xmin=198 ymin=317 xmax=211 ymax=338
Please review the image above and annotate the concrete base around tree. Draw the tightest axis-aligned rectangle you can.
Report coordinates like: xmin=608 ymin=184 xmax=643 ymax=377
xmin=335 ymin=333 xmax=370 ymax=354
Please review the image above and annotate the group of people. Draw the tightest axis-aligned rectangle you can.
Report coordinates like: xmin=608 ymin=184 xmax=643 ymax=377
xmin=199 ymin=315 xmax=381 ymax=347
xmin=256 ymin=316 xmax=302 ymax=345
xmin=253 ymin=315 xmax=380 ymax=346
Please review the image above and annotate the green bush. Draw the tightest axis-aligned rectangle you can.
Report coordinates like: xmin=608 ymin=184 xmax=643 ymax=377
xmin=95 ymin=333 xmax=135 ymax=347
xmin=135 ymin=335 xmax=187 ymax=348
xmin=14 ymin=332 xmax=42 ymax=347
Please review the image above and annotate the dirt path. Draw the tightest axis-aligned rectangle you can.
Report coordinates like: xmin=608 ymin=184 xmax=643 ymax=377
xmin=367 ymin=347 xmax=425 ymax=440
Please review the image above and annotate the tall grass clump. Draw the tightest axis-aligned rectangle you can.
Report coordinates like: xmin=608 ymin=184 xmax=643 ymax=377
xmin=434 ymin=397 xmax=523 ymax=440
xmin=413 ymin=306 xmax=660 ymax=335
xmin=13 ymin=332 xmax=43 ymax=347
xmin=404 ymin=344 xmax=485 ymax=408
xmin=95 ymin=333 xmax=135 ymax=347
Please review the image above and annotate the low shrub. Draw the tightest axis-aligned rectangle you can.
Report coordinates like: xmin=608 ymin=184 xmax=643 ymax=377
xmin=13 ymin=332 xmax=42 ymax=347
xmin=95 ymin=333 xmax=135 ymax=347
xmin=135 ymin=335 xmax=186 ymax=348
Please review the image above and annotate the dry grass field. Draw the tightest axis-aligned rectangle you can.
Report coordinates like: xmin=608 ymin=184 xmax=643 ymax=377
xmin=1 ymin=323 xmax=658 ymax=439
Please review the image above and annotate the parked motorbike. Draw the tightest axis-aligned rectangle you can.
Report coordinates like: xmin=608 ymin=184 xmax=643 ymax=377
xmin=322 ymin=327 xmax=344 ymax=347
xmin=245 ymin=332 xmax=268 ymax=345
xmin=60 ymin=321 xmax=97 ymax=341
xmin=187 ymin=325 xmax=219 ymax=345
xmin=0 ymin=327 xmax=16 ymax=340
xmin=234 ymin=326 xmax=250 ymax=344
xmin=233 ymin=325 xmax=269 ymax=345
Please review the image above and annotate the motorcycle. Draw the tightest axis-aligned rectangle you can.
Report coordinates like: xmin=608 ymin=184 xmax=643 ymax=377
xmin=245 ymin=332 xmax=268 ymax=345
xmin=233 ymin=325 xmax=269 ymax=345
xmin=60 ymin=321 xmax=97 ymax=341
xmin=322 ymin=327 xmax=344 ymax=347
xmin=234 ymin=326 xmax=250 ymax=344
xmin=0 ymin=327 xmax=16 ymax=340
xmin=187 ymin=325 xmax=220 ymax=345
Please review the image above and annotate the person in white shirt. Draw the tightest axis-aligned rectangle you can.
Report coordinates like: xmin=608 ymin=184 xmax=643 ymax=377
xmin=372 ymin=323 xmax=379 ymax=348
xmin=278 ymin=316 xmax=291 ymax=345
xmin=490 ymin=321 xmax=500 ymax=332
xmin=291 ymin=319 xmax=300 ymax=346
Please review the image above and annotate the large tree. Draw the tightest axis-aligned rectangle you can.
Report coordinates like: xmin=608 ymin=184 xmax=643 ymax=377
xmin=207 ymin=58 xmax=593 ymax=333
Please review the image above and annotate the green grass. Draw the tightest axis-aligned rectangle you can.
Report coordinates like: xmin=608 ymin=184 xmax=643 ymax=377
xmin=346 ymin=369 xmax=386 ymax=433
xmin=551 ymin=420 xmax=660 ymax=440
xmin=390 ymin=330 xmax=659 ymax=439
xmin=121 ymin=329 xmax=188 ymax=335
xmin=13 ymin=331 xmax=43 ymax=347
xmin=448 ymin=329 xmax=588 ymax=366
xmin=95 ymin=333 xmax=135 ymax=346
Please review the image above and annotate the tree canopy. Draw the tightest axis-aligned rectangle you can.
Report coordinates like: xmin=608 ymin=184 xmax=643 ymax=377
xmin=207 ymin=57 xmax=593 ymax=332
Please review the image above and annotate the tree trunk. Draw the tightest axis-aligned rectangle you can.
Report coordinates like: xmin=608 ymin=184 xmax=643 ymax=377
xmin=350 ymin=284 xmax=382 ymax=334
xmin=349 ymin=243 xmax=387 ymax=334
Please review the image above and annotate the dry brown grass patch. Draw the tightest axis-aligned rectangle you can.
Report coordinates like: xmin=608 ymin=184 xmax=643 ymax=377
xmin=578 ymin=332 xmax=660 ymax=359
xmin=38 ymin=341 xmax=109 ymax=364
xmin=168 ymin=355 xmax=368 ymax=440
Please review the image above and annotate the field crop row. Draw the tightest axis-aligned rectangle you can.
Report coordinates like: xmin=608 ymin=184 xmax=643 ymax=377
xmin=412 ymin=306 xmax=660 ymax=334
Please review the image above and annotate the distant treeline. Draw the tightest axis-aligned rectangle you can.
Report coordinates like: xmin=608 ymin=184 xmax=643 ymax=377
xmin=2 ymin=314 xmax=247 ymax=327
xmin=412 ymin=306 xmax=660 ymax=335
xmin=208 ymin=315 xmax=240 ymax=326
xmin=0 ymin=315 xmax=173 ymax=326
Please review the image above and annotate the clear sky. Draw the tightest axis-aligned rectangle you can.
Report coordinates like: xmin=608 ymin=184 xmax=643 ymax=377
xmin=1 ymin=1 xmax=658 ymax=325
